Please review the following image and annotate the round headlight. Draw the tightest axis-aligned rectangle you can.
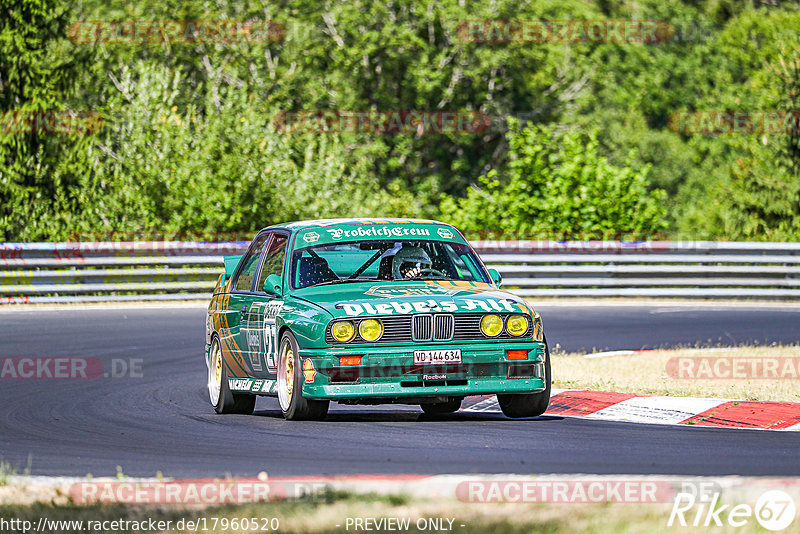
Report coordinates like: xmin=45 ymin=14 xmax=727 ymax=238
xmin=506 ymin=314 xmax=529 ymax=337
xmin=331 ymin=321 xmax=355 ymax=342
xmin=480 ymin=314 xmax=503 ymax=337
xmin=358 ymin=319 xmax=383 ymax=342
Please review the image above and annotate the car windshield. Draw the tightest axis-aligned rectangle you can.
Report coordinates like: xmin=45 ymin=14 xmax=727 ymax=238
xmin=290 ymin=240 xmax=491 ymax=289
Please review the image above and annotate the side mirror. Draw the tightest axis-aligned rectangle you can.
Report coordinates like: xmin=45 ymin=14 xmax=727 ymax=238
xmin=263 ymin=274 xmax=282 ymax=296
xmin=488 ymin=268 xmax=502 ymax=287
xmin=221 ymin=254 xmax=243 ymax=286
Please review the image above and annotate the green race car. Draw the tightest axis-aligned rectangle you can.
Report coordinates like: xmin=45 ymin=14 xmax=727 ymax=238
xmin=205 ymin=218 xmax=550 ymax=420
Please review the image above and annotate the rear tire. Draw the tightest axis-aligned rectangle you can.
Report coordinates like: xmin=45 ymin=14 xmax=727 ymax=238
xmin=277 ymin=331 xmax=329 ymax=420
xmin=208 ymin=336 xmax=256 ymax=415
xmin=497 ymin=336 xmax=551 ymax=418
xmin=421 ymin=397 xmax=463 ymax=414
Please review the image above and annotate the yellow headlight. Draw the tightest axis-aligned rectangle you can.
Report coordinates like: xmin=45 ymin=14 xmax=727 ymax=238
xmin=358 ymin=319 xmax=383 ymax=342
xmin=480 ymin=314 xmax=503 ymax=337
xmin=331 ymin=321 xmax=355 ymax=342
xmin=506 ymin=314 xmax=529 ymax=337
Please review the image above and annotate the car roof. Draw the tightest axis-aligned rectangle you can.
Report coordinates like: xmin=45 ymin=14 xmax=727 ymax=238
xmin=263 ymin=218 xmax=453 ymax=232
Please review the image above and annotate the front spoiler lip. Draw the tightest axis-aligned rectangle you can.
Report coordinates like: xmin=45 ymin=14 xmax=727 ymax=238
xmin=299 ymin=340 xmax=545 ymax=356
xmin=298 ymin=342 xmax=545 ymax=369
xmin=298 ymin=341 xmax=546 ymax=399
xmin=303 ymin=376 xmax=546 ymax=399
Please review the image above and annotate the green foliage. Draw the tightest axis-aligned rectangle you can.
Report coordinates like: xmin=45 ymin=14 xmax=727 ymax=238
xmin=0 ymin=458 xmax=16 ymax=485
xmin=672 ymin=9 xmax=800 ymax=240
xmin=0 ymin=0 xmax=91 ymax=240
xmin=65 ymin=61 xmax=422 ymax=238
xmin=719 ymin=50 xmax=800 ymax=241
xmin=1 ymin=0 xmax=800 ymax=241
xmin=441 ymin=122 xmax=667 ymax=239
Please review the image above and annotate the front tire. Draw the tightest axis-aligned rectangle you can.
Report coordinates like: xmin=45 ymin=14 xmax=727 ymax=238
xmin=497 ymin=336 xmax=551 ymax=418
xmin=208 ymin=336 xmax=256 ymax=414
xmin=276 ymin=331 xmax=329 ymax=420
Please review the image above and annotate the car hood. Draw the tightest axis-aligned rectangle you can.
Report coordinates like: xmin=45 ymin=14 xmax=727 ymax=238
xmin=290 ymin=280 xmax=535 ymax=319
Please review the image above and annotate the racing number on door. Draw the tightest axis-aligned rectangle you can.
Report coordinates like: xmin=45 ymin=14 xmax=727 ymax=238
xmin=263 ymin=301 xmax=283 ymax=374
xmin=263 ymin=321 xmax=278 ymax=372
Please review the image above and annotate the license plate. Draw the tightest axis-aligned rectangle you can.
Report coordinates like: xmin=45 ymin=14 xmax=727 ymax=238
xmin=413 ymin=349 xmax=462 ymax=364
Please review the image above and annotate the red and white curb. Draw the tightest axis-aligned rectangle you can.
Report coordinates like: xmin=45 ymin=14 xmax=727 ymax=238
xmin=462 ymin=390 xmax=800 ymax=431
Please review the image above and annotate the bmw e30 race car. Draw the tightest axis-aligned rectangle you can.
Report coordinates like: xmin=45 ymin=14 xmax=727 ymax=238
xmin=205 ymin=218 xmax=550 ymax=420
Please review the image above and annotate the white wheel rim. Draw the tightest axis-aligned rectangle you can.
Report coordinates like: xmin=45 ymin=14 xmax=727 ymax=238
xmin=208 ymin=341 xmax=222 ymax=406
xmin=277 ymin=342 xmax=294 ymax=411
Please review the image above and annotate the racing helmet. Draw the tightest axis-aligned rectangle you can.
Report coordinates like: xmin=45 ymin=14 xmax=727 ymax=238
xmin=392 ymin=246 xmax=432 ymax=279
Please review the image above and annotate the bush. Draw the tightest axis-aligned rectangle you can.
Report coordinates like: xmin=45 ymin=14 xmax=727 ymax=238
xmin=441 ymin=121 xmax=668 ymax=239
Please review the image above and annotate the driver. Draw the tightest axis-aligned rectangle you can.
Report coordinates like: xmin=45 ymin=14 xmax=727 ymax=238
xmin=392 ymin=246 xmax=432 ymax=279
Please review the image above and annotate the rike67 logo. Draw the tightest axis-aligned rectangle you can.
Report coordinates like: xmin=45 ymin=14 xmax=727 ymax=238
xmin=668 ymin=485 xmax=796 ymax=531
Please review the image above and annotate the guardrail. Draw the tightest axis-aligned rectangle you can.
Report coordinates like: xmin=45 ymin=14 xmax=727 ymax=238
xmin=0 ymin=242 xmax=248 ymax=304
xmin=1 ymin=240 xmax=799 ymax=303
xmin=473 ymin=240 xmax=800 ymax=299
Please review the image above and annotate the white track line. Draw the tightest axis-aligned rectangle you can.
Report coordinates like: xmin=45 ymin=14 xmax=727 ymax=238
xmin=584 ymin=350 xmax=637 ymax=359
xmin=587 ymin=396 xmax=727 ymax=425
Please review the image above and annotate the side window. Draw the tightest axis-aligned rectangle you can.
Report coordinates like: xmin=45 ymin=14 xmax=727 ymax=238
xmin=233 ymin=233 xmax=270 ymax=292
xmin=256 ymin=234 xmax=288 ymax=292
xmin=443 ymin=244 xmax=485 ymax=282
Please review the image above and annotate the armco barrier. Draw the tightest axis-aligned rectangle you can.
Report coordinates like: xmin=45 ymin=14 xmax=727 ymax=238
xmin=473 ymin=240 xmax=800 ymax=299
xmin=1 ymin=241 xmax=799 ymax=304
xmin=0 ymin=242 xmax=248 ymax=304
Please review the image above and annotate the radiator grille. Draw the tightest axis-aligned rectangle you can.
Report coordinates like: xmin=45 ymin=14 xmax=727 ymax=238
xmin=411 ymin=314 xmax=433 ymax=341
xmin=326 ymin=313 xmax=532 ymax=344
xmin=433 ymin=314 xmax=454 ymax=341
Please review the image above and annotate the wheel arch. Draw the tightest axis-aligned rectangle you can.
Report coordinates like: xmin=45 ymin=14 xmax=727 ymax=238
xmin=209 ymin=332 xmax=233 ymax=377
xmin=206 ymin=331 xmax=220 ymax=368
xmin=278 ymin=324 xmax=294 ymax=343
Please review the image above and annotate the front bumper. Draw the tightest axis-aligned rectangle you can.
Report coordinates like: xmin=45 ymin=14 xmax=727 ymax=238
xmin=299 ymin=341 xmax=546 ymax=400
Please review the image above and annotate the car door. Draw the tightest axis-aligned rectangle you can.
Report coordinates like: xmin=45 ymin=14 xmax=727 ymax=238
xmin=238 ymin=231 xmax=289 ymax=379
xmin=226 ymin=232 xmax=272 ymax=378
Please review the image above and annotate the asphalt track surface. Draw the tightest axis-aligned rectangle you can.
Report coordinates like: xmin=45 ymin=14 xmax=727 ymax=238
xmin=1 ymin=303 xmax=799 ymax=478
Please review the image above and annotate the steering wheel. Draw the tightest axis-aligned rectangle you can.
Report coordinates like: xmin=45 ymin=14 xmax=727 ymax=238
xmin=420 ymin=268 xmax=446 ymax=277
xmin=403 ymin=267 xmax=446 ymax=279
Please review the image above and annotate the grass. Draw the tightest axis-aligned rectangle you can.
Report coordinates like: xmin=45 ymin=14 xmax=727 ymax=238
xmin=552 ymin=345 xmax=800 ymax=402
xmin=0 ymin=455 xmax=31 ymax=486
xmin=0 ymin=460 xmax=15 ymax=486
xmin=0 ymin=492 xmax=771 ymax=533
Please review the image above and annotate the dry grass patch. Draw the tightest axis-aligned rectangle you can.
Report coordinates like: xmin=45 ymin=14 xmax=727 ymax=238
xmin=552 ymin=345 xmax=800 ymax=402
xmin=0 ymin=494 xmax=771 ymax=534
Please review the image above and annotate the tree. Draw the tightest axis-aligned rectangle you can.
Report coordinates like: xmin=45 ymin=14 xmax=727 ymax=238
xmin=672 ymin=10 xmax=800 ymax=240
xmin=441 ymin=121 xmax=668 ymax=239
xmin=0 ymin=0 xmax=90 ymax=240
xmin=723 ymin=50 xmax=800 ymax=240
